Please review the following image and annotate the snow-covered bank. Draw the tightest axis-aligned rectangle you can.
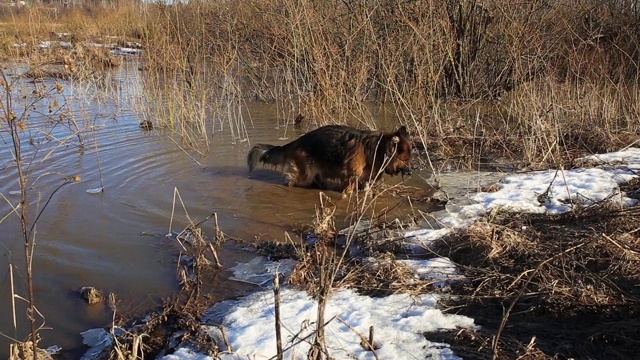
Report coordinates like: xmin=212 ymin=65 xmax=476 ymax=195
xmin=405 ymin=148 xmax=640 ymax=250
xmin=195 ymin=288 xmax=473 ymax=360
xmin=156 ymin=256 xmax=469 ymax=360
xmin=91 ymin=148 xmax=640 ymax=360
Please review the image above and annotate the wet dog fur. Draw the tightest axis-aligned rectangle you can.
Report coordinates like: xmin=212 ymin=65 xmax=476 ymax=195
xmin=247 ymin=125 xmax=412 ymax=194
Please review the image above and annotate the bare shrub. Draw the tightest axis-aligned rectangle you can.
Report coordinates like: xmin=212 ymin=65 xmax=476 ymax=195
xmin=433 ymin=200 xmax=640 ymax=359
xmin=130 ymin=0 xmax=640 ymax=162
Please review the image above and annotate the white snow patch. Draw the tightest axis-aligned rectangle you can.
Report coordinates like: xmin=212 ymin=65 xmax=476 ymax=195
xmin=473 ymin=168 xmax=637 ymax=214
xmin=162 ymin=348 xmax=213 ymax=360
xmin=229 ymin=257 xmax=296 ymax=286
xmin=581 ymin=147 xmax=640 ymax=169
xmin=198 ymin=288 xmax=473 ymax=360
xmin=112 ymin=47 xmax=143 ymax=56
xmin=402 ymin=148 xmax=640 ymax=249
xmin=398 ymin=257 xmax=460 ymax=286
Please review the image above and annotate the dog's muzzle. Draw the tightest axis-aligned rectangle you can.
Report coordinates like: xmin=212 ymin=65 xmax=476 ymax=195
xmin=399 ymin=168 xmax=412 ymax=176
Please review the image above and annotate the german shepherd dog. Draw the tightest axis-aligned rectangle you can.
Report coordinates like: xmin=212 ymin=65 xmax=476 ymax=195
xmin=247 ymin=125 xmax=412 ymax=194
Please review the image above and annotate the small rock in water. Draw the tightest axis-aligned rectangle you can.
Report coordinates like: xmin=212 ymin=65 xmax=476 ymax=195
xmin=429 ymin=189 xmax=449 ymax=205
xmin=78 ymin=286 xmax=105 ymax=305
xmin=139 ymin=120 xmax=154 ymax=130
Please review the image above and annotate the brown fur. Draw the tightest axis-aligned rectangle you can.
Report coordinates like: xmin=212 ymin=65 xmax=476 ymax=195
xmin=247 ymin=125 xmax=412 ymax=194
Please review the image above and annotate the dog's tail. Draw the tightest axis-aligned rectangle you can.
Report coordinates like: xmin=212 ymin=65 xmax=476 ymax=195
xmin=247 ymin=144 xmax=288 ymax=171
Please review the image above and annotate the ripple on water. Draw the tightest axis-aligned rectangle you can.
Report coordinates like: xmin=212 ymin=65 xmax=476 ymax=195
xmin=0 ymin=64 xmax=437 ymax=357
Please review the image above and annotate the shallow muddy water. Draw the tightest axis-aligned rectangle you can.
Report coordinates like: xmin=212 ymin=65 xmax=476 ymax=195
xmin=0 ymin=61 xmax=439 ymax=356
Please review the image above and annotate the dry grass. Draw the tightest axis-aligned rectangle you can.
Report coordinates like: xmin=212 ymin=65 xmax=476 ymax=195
xmin=3 ymin=0 xmax=639 ymax=160
xmin=430 ymin=192 xmax=640 ymax=359
xmin=22 ymin=45 xmax=122 ymax=81
xmin=0 ymin=2 xmax=144 ymax=57
xmin=133 ymin=0 xmax=640 ymax=163
xmin=345 ymin=254 xmax=434 ymax=297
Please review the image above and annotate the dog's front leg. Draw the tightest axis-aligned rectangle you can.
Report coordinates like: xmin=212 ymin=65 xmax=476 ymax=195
xmin=341 ymin=177 xmax=360 ymax=198
xmin=283 ymin=162 xmax=300 ymax=187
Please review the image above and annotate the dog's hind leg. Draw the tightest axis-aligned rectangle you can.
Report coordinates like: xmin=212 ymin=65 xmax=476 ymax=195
xmin=297 ymin=161 xmax=318 ymax=188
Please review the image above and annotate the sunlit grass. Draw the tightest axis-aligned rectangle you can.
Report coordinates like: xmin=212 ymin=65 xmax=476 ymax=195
xmin=1 ymin=0 xmax=638 ymax=161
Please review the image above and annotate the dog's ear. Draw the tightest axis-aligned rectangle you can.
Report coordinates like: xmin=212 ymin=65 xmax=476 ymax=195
xmin=387 ymin=126 xmax=408 ymax=155
xmin=387 ymin=134 xmax=401 ymax=156
xmin=395 ymin=125 xmax=409 ymax=138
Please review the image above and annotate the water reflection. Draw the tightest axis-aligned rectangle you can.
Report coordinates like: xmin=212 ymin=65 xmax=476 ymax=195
xmin=0 ymin=61 xmax=434 ymax=356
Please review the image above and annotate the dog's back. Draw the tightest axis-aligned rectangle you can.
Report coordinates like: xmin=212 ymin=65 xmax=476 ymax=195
xmin=247 ymin=125 xmax=411 ymax=193
xmin=296 ymin=125 xmax=369 ymax=166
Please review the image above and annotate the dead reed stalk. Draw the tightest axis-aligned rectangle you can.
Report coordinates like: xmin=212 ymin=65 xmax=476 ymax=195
xmin=273 ymin=274 xmax=283 ymax=360
xmin=133 ymin=0 xmax=640 ymax=164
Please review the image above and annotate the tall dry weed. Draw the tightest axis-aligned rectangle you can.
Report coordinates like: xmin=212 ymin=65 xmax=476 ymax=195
xmin=137 ymin=0 xmax=639 ymax=158
xmin=3 ymin=0 xmax=638 ymax=160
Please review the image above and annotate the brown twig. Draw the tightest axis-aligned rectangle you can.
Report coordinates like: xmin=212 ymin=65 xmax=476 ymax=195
xmin=273 ymin=274 xmax=283 ymax=360
xmin=335 ymin=316 xmax=379 ymax=360
xmin=492 ymin=241 xmax=588 ymax=359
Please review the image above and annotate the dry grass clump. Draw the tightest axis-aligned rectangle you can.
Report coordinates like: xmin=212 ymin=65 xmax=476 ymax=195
xmin=345 ymin=254 xmax=433 ymax=297
xmin=23 ymin=45 xmax=121 ymax=80
xmin=8 ymin=341 xmax=53 ymax=360
xmin=620 ymin=177 xmax=640 ymax=200
xmin=461 ymin=221 xmax=538 ymax=262
xmin=34 ymin=0 xmax=623 ymax=152
xmin=286 ymin=246 xmax=336 ymax=296
xmin=283 ymin=245 xmax=429 ymax=298
xmin=424 ymin=327 xmax=548 ymax=360
xmin=84 ymin=295 xmax=221 ymax=360
xmin=5 ymin=1 xmax=639 ymax=159
xmin=263 ymin=194 xmax=432 ymax=297
xmin=258 ymin=230 xmax=433 ymax=298
xmin=432 ymin=197 xmax=640 ymax=359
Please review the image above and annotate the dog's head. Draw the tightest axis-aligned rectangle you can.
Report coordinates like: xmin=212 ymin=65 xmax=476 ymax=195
xmin=384 ymin=126 xmax=412 ymax=176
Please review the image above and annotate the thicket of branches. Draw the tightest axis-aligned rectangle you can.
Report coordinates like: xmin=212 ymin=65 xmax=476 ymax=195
xmin=141 ymin=1 xmax=638 ymax=97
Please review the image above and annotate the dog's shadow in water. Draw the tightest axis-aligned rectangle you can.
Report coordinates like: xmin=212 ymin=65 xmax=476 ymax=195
xmin=242 ymin=167 xmax=346 ymax=192
xmin=204 ymin=165 xmax=291 ymax=186
xmin=245 ymin=168 xmax=290 ymax=186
